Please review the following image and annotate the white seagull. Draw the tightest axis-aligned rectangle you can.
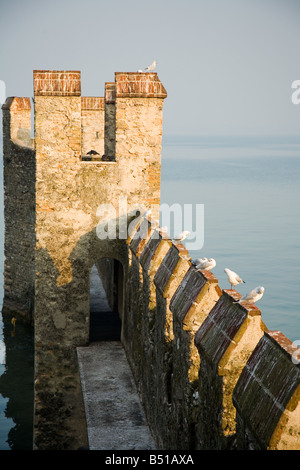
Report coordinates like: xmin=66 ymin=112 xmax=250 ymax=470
xmin=145 ymin=60 xmax=157 ymax=72
xmin=234 ymin=286 xmax=264 ymax=304
xmin=173 ymin=230 xmax=190 ymax=242
xmin=192 ymin=257 xmax=207 ymax=266
xmin=196 ymin=258 xmax=216 ymax=271
xmin=224 ymin=268 xmax=245 ymax=290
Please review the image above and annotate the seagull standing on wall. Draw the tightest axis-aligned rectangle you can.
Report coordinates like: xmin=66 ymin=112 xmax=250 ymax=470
xmin=145 ymin=60 xmax=157 ymax=72
xmin=173 ymin=230 xmax=190 ymax=242
xmin=196 ymin=258 xmax=216 ymax=271
xmin=234 ymin=286 xmax=264 ymax=304
xmin=192 ymin=257 xmax=207 ymax=266
xmin=224 ymin=268 xmax=245 ymax=290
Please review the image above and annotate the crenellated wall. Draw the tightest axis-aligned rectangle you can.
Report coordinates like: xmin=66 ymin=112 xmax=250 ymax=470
xmin=2 ymin=69 xmax=299 ymax=451
xmin=123 ymin=217 xmax=300 ymax=450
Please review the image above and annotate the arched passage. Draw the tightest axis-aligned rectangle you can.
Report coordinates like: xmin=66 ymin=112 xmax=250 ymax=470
xmin=89 ymin=258 xmax=124 ymax=342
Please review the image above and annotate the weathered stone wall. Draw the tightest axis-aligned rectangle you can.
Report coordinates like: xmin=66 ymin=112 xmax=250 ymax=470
xmin=124 ymin=220 xmax=300 ymax=450
xmin=1 ymin=97 xmax=35 ymax=322
xmin=233 ymin=330 xmax=300 ymax=450
xmin=104 ymin=82 xmax=116 ymax=159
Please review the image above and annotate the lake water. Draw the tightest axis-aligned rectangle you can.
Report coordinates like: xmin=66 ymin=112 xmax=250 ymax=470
xmin=160 ymin=135 xmax=300 ymax=343
xmin=0 ymin=134 xmax=299 ymax=449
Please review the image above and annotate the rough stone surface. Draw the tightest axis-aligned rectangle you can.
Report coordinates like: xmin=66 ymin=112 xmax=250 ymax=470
xmin=233 ymin=330 xmax=300 ymax=450
xmin=77 ymin=342 xmax=156 ymax=450
xmin=1 ymin=98 xmax=35 ymax=321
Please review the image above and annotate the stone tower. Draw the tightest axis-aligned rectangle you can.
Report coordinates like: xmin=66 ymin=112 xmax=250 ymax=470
xmin=1 ymin=69 xmax=167 ymax=449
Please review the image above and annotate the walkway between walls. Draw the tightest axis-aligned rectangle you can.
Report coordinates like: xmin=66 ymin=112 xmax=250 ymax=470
xmin=77 ymin=266 xmax=156 ymax=451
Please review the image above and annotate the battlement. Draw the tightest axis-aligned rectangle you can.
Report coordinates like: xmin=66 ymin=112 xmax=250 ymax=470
xmin=123 ymin=220 xmax=300 ymax=450
xmin=3 ymin=69 xmax=167 ymax=165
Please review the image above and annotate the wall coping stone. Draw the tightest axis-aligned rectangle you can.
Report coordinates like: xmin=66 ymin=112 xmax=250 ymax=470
xmin=33 ymin=70 xmax=81 ymax=96
xmin=115 ymin=72 xmax=167 ymax=99
xmin=195 ymin=289 xmax=263 ymax=371
xmin=169 ymin=265 xmax=218 ymax=323
xmin=2 ymin=97 xmax=31 ymax=110
xmin=233 ymin=330 xmax=300 ymax=448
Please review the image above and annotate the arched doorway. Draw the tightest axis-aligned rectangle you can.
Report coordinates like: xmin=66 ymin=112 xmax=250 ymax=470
xmin=89 ymin=258 xmax=124 ymax=342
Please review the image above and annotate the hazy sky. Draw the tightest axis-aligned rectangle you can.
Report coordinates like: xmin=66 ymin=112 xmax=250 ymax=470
xmin=0 ymin=0 xmax=299 ymax=136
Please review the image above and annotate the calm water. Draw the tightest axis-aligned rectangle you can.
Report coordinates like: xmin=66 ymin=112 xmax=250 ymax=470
xmin=0 ymin=134 xmax=299 ymax=449
xmin=161 ymin=135 xmax=300 ymax=343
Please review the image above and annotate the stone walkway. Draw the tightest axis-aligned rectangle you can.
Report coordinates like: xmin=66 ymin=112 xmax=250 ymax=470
xmin=77 ymin=265 xmax=156 ymax=450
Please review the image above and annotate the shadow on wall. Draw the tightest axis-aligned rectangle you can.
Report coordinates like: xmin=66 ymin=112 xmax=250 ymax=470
xmin=33 ymin=224 xmax=130 ymax=450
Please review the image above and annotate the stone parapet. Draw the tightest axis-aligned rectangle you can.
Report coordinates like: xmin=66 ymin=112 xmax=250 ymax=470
xmin=154 ymin=243 xmax=189 ymax=295
xmin=194 ymin=289 xmax=267 ymax=449
xmin=233 ymin=330 xmax=300 ymax=450
xmin=125 ymin=220 xmax=300 ymax=450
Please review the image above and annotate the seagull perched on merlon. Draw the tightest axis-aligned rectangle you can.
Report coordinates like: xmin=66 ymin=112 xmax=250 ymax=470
xmin=234 ymin=286 xmax=264 ymax=304
xmin=196 ymin=258 xmax=216 ymax=271
xmin=172 ymin=230 xmax=190 ymax=242
xmin=142 ymin=209 xmax=151 ymax=218
xmin=224 ymin=268 xmax=245 ymax=290
xmin=145 ymin=60 xmax=157 ymax=72
xmin=192 ymin=257 xmax=207 ymax=266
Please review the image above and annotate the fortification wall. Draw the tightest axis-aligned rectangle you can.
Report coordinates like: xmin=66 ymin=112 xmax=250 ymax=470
xmin=123 ymin=218 xmax=300 ymax=450
xmin=2 ymin=69 xmax=168 ymax=449
xmin=2 ymin=69 xmax=299 ymax=451
xmin=1 ymin=97 xmax=35 ymax=321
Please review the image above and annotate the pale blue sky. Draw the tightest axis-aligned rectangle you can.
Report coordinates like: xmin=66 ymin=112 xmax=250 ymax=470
xmin=0 ymin=0 xmax=299 ymax=136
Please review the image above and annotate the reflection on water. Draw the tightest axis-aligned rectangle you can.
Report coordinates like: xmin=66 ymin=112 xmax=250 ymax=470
xmin=0 ymin=312 xmax=34 ymax=450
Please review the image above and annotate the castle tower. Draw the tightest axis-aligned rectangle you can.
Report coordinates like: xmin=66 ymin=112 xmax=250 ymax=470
xmin=114 ymin=72 xmax=167 ymax=220
xmin=1 ymin=69 xmax=167 ymax=449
